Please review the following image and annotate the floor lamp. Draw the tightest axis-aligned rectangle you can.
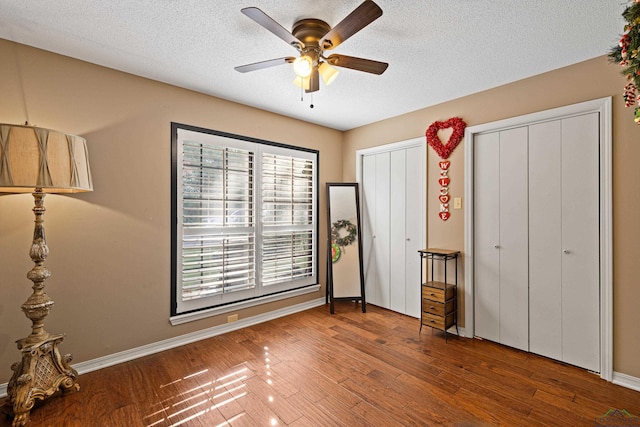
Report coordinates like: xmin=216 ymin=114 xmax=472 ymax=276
xmin=0 ymin=124 xmax=92 ymax=427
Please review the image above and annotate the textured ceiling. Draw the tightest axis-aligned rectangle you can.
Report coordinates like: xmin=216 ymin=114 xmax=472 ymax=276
xmin=0 ymin=1 xmax=626 ymax=131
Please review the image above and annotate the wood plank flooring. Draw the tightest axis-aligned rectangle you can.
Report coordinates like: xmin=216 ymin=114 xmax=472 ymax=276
xmin=2 ymin=303 xmax=639 ymax=426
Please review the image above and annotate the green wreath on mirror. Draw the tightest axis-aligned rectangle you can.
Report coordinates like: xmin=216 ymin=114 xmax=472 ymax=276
xmin=331 ymin=219 xmax=357 ymax=248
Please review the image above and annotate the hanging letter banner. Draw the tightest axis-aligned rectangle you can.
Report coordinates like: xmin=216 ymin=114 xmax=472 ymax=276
xmin=426 ymin=117 xmax=467 ymax=221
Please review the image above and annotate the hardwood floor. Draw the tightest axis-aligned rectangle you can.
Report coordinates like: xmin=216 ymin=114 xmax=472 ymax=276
xmin=2 ymin=304 xmax=639 ymax=426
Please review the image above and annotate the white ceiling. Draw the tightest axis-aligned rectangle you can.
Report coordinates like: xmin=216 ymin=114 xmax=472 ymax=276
xmin=0 ymin=1 xmax=626 ymax=131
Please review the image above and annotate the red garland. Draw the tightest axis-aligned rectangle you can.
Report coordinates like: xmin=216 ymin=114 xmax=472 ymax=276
xmin=426 ymin=117 xmax=467 ymax=159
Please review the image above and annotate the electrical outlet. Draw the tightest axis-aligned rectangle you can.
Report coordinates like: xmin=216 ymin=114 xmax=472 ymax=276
xmin=227 ymin=314 xmax=239 ymax=323
xmin=454 ymin=197 xmax=462 ymax=209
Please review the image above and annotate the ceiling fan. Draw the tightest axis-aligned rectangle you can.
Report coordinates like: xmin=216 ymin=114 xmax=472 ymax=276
xmin=235 ymin=0 xmax=388 ymax=93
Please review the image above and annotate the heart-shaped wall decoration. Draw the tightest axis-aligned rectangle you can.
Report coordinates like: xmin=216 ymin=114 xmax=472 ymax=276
xmin=438 ymin=177 xmax=450 ymax=187
xmin=439 ymin=194 xmax=450 ymax=204
xmin=439 ymin=160 xmax=450 ymax=170
xmin=426 ymin=117 xmax=467 ymax=159
xmin=439 ymin=211 xmax=451 ymax=221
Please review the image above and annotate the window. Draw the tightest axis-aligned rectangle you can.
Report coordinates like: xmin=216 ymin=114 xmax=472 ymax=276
xmin=171 ymin=123 xmax=318 ymax=318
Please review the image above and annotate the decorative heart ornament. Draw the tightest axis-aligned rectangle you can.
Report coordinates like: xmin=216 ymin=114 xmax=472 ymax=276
xmin=439 ymin=194 xmax=450 ymax=204
xmin=439 ymin=211 xmax=451 ymax=221
xmin=439 ymin=160 xmax=451 ymax=170
xmin=426 ymin=117 xmax=467 ymax=159
xmin=438 ymin=177 xmax=450 ymax=187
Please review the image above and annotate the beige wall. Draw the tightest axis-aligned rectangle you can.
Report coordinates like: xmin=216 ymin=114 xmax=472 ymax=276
xmin=343 ymin=56 xmax=640 ymax=378
xmin=0 ymin=40 xmax=343 ymax=384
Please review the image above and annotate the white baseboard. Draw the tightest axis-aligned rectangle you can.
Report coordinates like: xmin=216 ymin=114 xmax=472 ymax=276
xmin=612 ymin=371 xmax=640 ymax=392
xmin=0 ymin=297 xmax=326 ymax=398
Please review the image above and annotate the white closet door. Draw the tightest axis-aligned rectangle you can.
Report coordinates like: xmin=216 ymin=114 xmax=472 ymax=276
xmin=374 ymin=152 xmax=391 ymax=308
xmin=404 ymin=145 xmax=424 ymax=318
xmin=474 ymin=128 xmax=528 ymax=350
xmin=497 ymin=127 xmax=529 ymax=351
xmin=474 ymin=132 xmax=501 ymax=343
xmin=361 ymin=143 xmax=424 ymax=316
xmin=473 ymin=109 xmax=601 ymax=372
xmin=389 ymin=146 xmax=424 ymax=317
xmin=561 ymin=113 xmax=600 ymax=372
xmin=389 ymin=150 xmax=407 ymax=313
xmin=362 ymin=154 xmax=379 ymax=306
xmin=390 ymin=149 xmax=407 ymax=313
xmin=529 ymin=120 xmax=563 ymax=361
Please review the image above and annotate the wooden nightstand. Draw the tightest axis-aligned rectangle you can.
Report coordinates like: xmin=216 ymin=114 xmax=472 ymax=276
xmin=419 ymin=248 xmax=460 ymax=341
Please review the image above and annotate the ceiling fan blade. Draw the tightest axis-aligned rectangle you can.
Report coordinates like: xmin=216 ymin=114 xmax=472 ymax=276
xmin=235 ymin=57 xmax=295 ymax=73
xmin=241 ymin=7 xmax=305 ymax=49
xmin=306 ymin=68 xmax=320 ymax=93
xmin=320 ymin=0 xmax=382 ymax=50
xmin=326 ymin=54 xmax=388 ymax=75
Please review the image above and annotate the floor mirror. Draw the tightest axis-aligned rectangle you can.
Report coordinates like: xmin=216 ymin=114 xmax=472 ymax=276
xmin=326 ymin=182 xmax=366 ymax=314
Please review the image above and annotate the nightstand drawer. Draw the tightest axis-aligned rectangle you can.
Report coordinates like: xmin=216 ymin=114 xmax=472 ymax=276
xmin=421 ymin=312 xmax=456 ymax=331
xmin=422 ymin=299 xmax=454 ymax=316
xmin=422 ymin=282 xmax=455 ymax=301
xmin=422 ymin=286 xmax=445 ymax=302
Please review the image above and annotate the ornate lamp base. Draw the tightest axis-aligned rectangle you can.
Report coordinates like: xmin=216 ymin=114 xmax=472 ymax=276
xmin=2 ymin=334 xmax=79 ymax=426
xmin=2 ymin=190 xmax=80 ymax=426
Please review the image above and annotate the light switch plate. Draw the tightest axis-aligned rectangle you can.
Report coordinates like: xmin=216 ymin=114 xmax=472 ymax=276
xmin=454 ymin=197 xmax=462 ymax=209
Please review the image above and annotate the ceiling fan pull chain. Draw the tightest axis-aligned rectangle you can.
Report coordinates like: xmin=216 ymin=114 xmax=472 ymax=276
xmin=300 ymin=78 xmax=304 ymax=101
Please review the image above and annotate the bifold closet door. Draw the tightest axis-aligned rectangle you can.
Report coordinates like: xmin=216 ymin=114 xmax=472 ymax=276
xmin=529 ymin=113 xmax=600 ymax=372
xmin=403 ymin=146 xmax=424 ymax=318
xmin=362 ymin=153 xmax=389 ymax=307
xmin=528 ymin=120 xmax=563 ymax=361
xmin=390 ymin=146 xmax=423 ymax=317
xmin=361 ymin=145 xmax=424 ymax=317
xmin=390 ymin=150 xmax=407 ymax=314
xmin=474 ymin=127 xmax=529 ymax=351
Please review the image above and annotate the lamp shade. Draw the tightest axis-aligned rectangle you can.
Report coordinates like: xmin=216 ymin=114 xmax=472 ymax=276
xmin=293 ymin=75 xmax=311 ymax=90
xmin=293 ymin=55 xmax=313 ymax=78
xmin=318 ymin=62 xmax=339 ymax=86
xmin=0 ymin=123 xmax=92 ymax=193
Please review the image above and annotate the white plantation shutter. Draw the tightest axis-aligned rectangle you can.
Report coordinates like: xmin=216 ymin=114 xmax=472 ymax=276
xmin=261 ymin=153 xmax=315 ymax=288
xmin=173 ymin=125 xmax=317 ymax=315
xmin=262 ymin=231 xmax=314 ymax=285
xmin=181 ymin=233 xmax=255 ymax=300
xmin=262 ymin=154 xmax=314 ymax=226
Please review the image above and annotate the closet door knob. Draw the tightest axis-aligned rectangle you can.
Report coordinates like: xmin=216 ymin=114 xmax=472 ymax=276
xmin=494 ymin=244 xmax=500 ymax=249
xmin=406 ymin=238 xmax=411 ymax=241
xmin=563 ymin=249 xmax=570 ymax=254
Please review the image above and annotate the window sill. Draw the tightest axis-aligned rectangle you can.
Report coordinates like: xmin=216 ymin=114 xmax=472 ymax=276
xmin=169 ymin=284 xmax=321 ymax=325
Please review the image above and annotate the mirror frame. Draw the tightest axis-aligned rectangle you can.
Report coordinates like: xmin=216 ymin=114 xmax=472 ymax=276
xmin=326 ymin=182 xmax=366 ymax=314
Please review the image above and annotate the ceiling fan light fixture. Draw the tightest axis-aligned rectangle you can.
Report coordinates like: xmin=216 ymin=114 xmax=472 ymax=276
xmin=293 ymin=75 xmax=310 ymax=90
xmin=293 ymin=55 xmax=313 ymax=78
xmin=318 ymin=62 xmax=339 ymax=86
